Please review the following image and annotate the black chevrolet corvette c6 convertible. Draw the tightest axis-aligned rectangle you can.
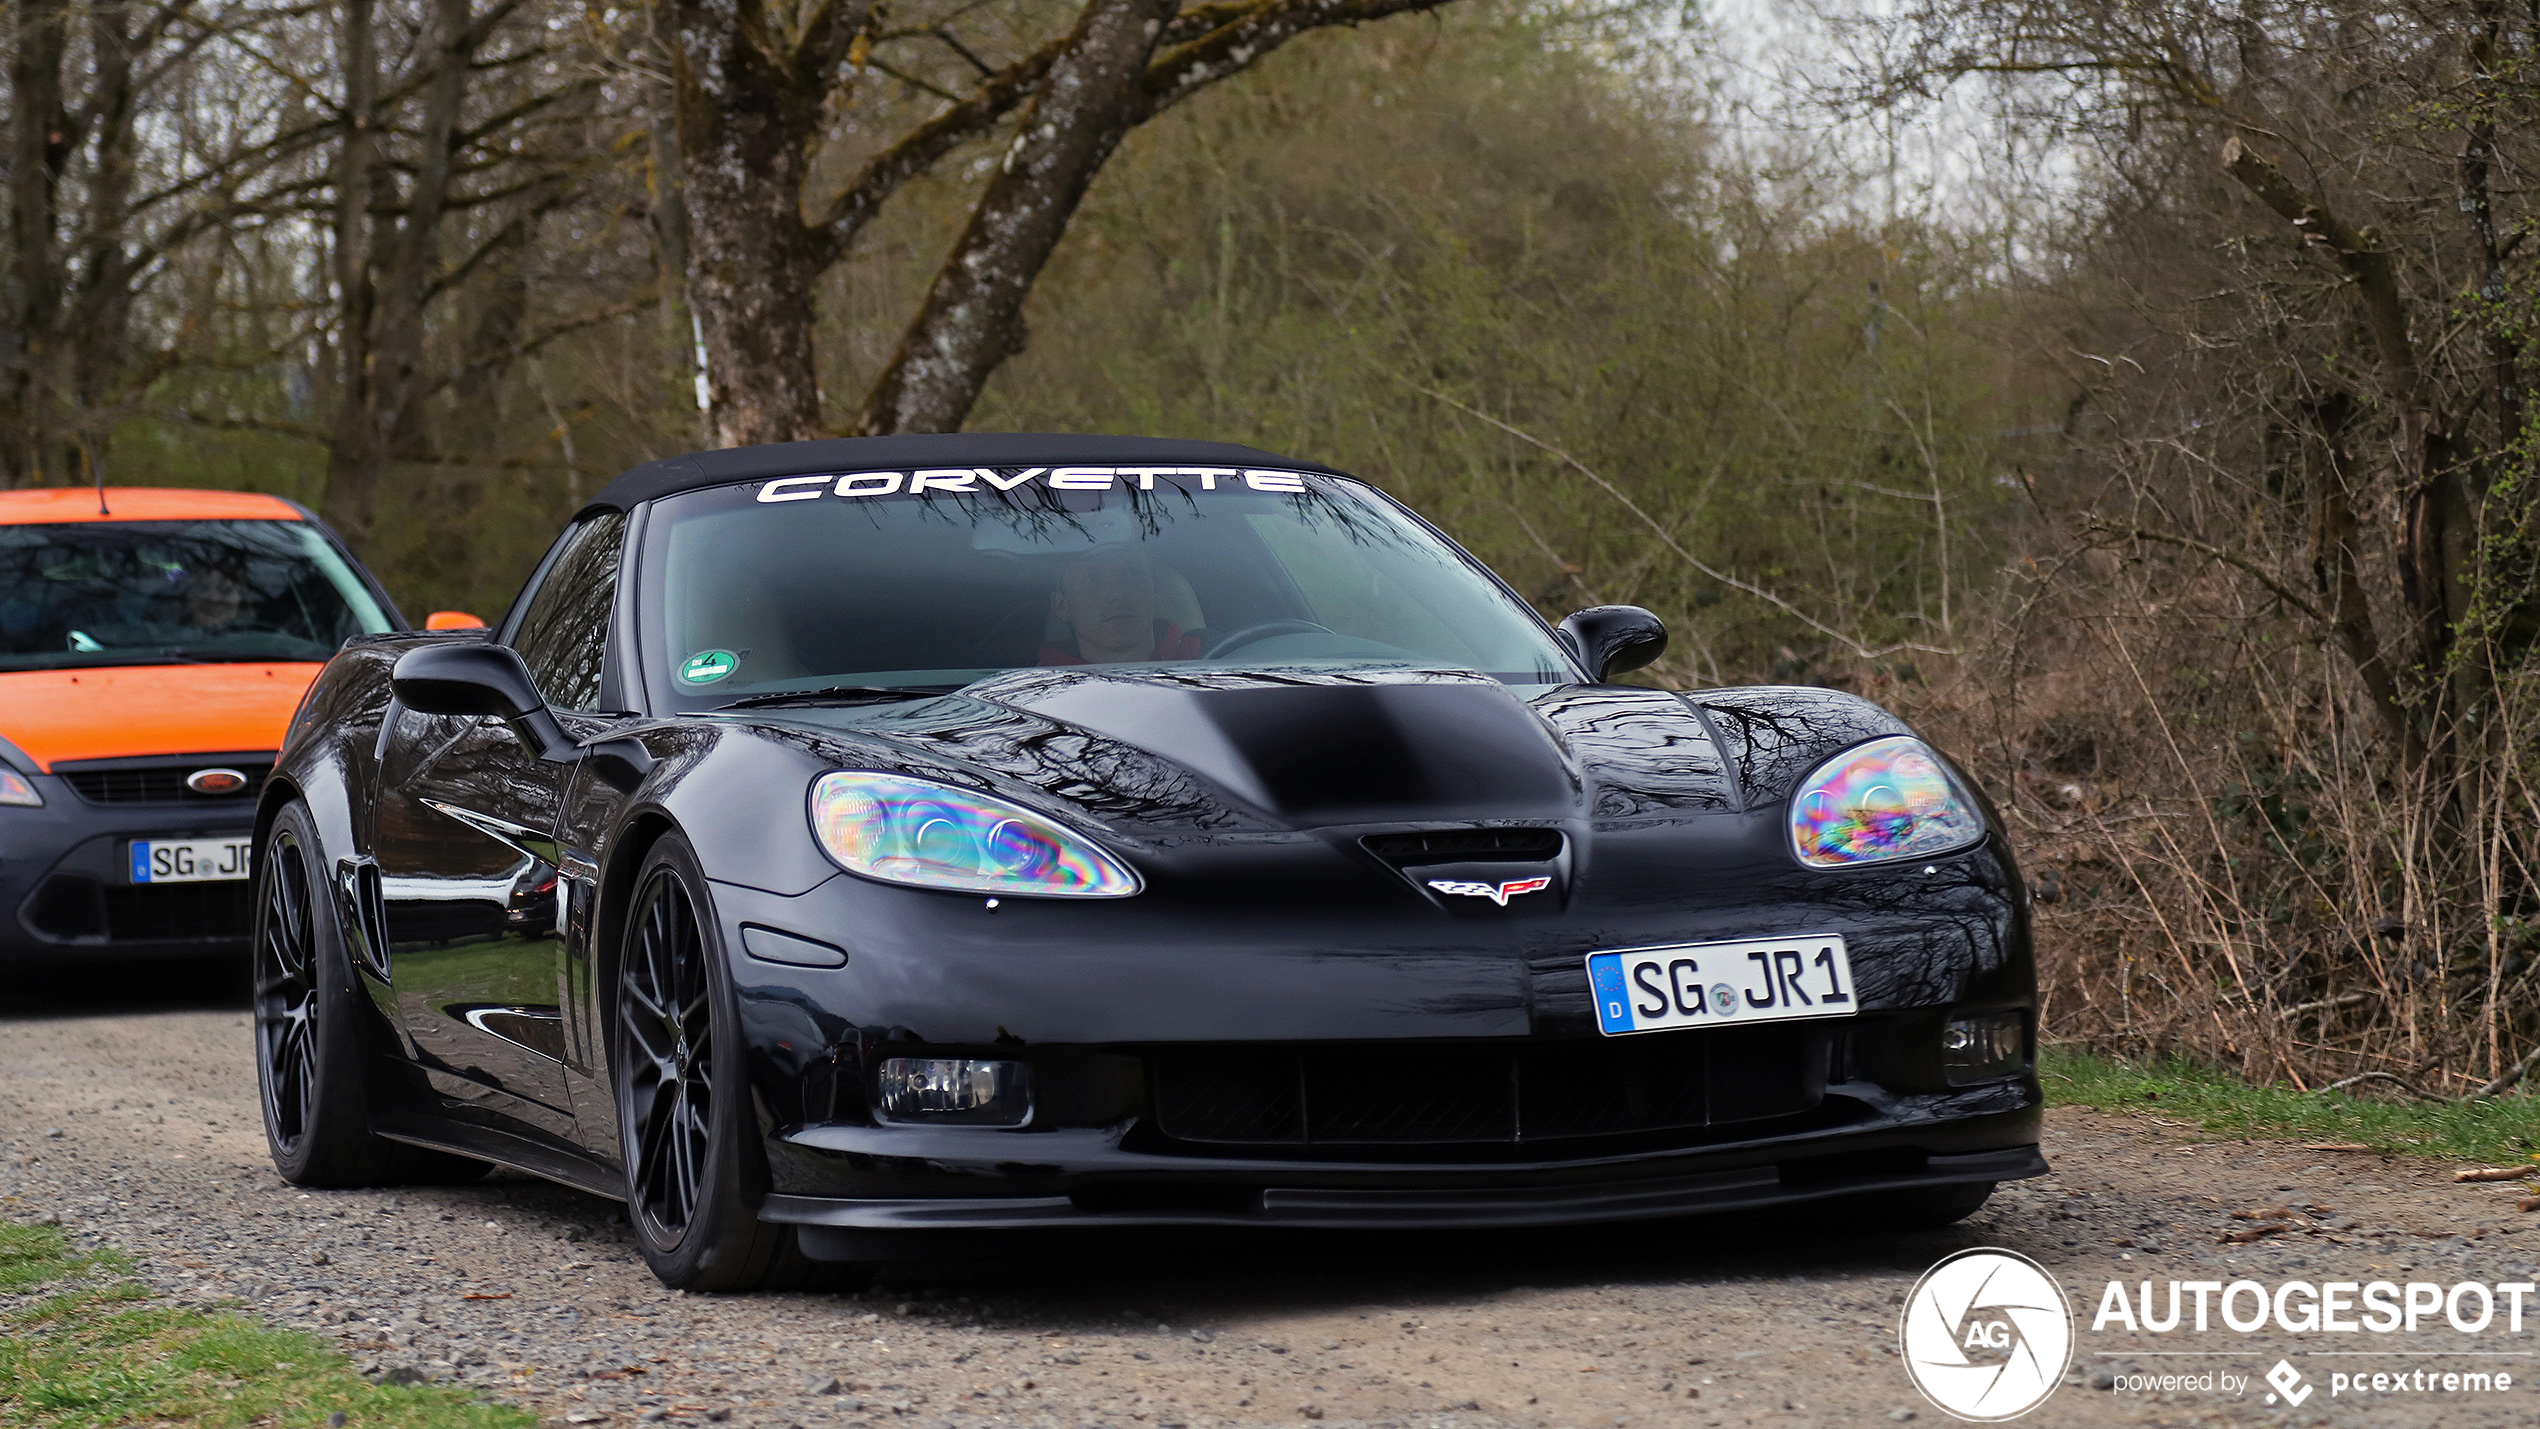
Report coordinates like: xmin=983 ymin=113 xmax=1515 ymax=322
xmin=251 ymin=432 xmax=2043 ymax=1290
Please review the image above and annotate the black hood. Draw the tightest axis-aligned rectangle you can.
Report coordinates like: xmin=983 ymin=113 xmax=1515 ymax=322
xmin=780 ymin=665 xmax=1915 ymax=835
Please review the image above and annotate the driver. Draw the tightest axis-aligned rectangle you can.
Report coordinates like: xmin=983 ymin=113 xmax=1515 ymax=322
xmin=1038 ymin=546 xmax=1203 ymax=666
xmin=184 ymin=568 xmax=245 ymax=631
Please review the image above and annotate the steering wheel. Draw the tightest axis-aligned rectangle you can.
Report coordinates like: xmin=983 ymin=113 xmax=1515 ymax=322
xmin=1204 ymin=619 xmax=1335 ymax=659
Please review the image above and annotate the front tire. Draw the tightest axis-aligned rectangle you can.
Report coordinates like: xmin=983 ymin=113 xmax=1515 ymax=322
xmin=613 ymin=832 xmax=821 ymax=1290
xmin=254 ymin=800 xmax=486 ymax=1187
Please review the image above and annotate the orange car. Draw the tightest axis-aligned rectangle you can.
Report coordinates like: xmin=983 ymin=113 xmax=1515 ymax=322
xmin=0 ymin=488 xmax=440 ymax=959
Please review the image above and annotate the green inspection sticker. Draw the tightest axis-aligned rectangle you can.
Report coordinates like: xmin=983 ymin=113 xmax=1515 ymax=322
xmin=678 ymin=649 xmax=739 ymax=685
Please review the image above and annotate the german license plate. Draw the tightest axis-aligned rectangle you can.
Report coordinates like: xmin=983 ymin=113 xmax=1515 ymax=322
xmin=1587 ymin=934 xmax=1856 ymax=1035
xmin=128 ymin=837 xmax=255 ymax=884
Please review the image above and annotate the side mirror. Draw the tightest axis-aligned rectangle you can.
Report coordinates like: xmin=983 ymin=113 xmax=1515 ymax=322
xmin=1558 ymin=605 xmax=1669 ymax=683
xmin=425 ymin=611 xmax=486 ymax=630
xmin=391 ymin=643 xmax=573 ymax=761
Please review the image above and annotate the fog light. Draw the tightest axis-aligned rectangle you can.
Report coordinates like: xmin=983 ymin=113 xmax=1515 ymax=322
xmin=875 ymin=1057 xmax=1031 ymax=1126
xmin=1942 ymin=1012 xmax=2027 ymax=1085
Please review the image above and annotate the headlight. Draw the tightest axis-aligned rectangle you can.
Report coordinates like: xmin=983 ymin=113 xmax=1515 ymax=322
xmin=1789 ymin=735 xmax=1983 ymax=868
xmin=808 ymin=771 xmax=1141 ymax=897
xmin=0 ymin=769 xmax=40 ymax=807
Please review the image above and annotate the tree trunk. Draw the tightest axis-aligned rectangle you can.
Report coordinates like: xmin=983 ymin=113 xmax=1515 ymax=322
xmin=64 ymin=0 xmax=144 ymax=484
xmin=644 ymin=73 xmax=700 ymax=440
xmin=2302 ymin=392 xmax=2419 ymax=764
xmin=320 ymin=0 xmax=381 ymax=539
xmin=2459 ymin=1 xmax=2520 ymax=456
xmin=5 ymin=0 xmax=72 ymax=486
xmin=323 ymin=0 xmax=474 ymax=546
xmin=2222 ymin=137 xmax=2461 ymax=762
xmin=856 ymin=0 xmax=1178 ymax=436
xmin=667 ymin=0 xmax=865 ymax=448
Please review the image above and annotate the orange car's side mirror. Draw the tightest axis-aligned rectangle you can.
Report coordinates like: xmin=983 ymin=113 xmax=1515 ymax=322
xmin=425 ymin=611 xmax=487 ymax=630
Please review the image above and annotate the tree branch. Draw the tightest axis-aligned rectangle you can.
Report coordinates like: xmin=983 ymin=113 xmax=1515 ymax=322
xmin=808 ymin=31 xmax=1069 ymax=265
xmin=1416 ymin=381 xmax=1951 ymax=660
xmin=2084 ymin=519 xmax=2331 ymax=626
xmin=1135 ymin=0 xmax=1454 ymax=121
xmin=429 ymin=293 xmax=658 ymax=395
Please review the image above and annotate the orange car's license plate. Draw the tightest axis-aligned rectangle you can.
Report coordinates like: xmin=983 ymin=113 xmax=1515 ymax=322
xmin=127 ymin=836 xmax=254 ymax=884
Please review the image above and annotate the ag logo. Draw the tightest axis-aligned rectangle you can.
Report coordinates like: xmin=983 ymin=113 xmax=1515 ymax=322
xmin=1900 ymin=1247 xmax=2071 ymax=1421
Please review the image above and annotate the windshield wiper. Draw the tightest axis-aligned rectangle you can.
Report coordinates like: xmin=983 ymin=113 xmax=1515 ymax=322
xmin=153 ymin=647 xmax=318 ymax=664
xmin=715 ymin=684 xmax=962 ymax=710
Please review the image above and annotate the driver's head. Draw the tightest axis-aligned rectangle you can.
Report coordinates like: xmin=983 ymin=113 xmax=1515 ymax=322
xmin=1051 ymin=546 xmax=1158 ymax=664
xmin=185 ymin=569 xmax=243 ymax=630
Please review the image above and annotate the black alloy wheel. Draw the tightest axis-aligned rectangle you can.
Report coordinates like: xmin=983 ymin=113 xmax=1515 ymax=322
xmin=254 ymin=801 xmax=488 ymax=1187
xmin=620 ymin=860 xmax=715 ymax=1245
xmin=612 ymin=832 xmax=826 ymax=1290
xmin=254 ymin=819 xmax=321 ymax=1155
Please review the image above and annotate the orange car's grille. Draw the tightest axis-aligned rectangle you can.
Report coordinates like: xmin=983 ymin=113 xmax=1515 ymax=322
xmin=56 ymin=760 xmax=271 ymax=805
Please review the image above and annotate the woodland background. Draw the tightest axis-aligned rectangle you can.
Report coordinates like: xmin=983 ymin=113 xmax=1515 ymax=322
xmin=9 ymin=0 xmax=2540 ymax=1099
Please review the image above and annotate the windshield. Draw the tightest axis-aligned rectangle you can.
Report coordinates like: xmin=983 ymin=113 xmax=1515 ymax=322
xmin=0 ymin=519 xmax=394 ymax=670
xmin=637 ymin=467 xmax=1572 ymax=708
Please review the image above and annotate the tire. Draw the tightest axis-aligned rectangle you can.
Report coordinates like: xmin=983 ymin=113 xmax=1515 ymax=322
xmin=613 ymin=831 xmax=827 ymax=1291
xmin=255 ymin=800 xmax=489 ymax=1188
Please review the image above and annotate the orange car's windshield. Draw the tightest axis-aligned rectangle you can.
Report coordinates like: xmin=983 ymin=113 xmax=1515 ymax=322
xmin=0 ymin=519 xmax=392 ymax=670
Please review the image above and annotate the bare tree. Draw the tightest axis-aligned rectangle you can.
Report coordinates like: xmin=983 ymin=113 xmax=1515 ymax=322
xmin=4 ymin=0 xmax=314 ymax=485
xmin=1831 ymin=0 xmax=2540 ymax=1083
xmin=662 ymin=0 xmax=1460 ymax=447
xmin=317 ymin=0 xmax=610 ymax=543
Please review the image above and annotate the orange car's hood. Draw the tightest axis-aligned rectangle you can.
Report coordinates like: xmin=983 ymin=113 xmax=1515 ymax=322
xmin=0 ymin=663 xmax=323 ymax=769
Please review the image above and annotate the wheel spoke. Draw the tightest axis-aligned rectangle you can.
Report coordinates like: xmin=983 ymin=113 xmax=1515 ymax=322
xmin=271 ymin=1011 xmax=311 ymax=1138
xmin=635 ymin=1089 xmax=678 ymax=1204
xmin=618 ymin=997 xmax=676 ymax=1066
xmin=622 ymin=975 xmax=669 ymax=1025
xmin=669 ymin=1084 xmax=698 ymax=1223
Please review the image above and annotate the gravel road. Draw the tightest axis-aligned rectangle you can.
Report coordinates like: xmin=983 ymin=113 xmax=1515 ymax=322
xmin=7 ymin=969 xmax=2540 ymax=1429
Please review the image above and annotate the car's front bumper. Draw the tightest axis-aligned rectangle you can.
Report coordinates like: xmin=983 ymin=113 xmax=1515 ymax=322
xmin=0 ymin=771 xmax=262 ymax=959
xmin=704 ymin=821 xmax=2044 ymax=1242
xmin=759 ymin=1097 xmax=2042 ymax=1238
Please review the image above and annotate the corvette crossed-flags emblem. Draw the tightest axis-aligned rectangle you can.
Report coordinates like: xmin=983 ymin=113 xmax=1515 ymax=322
xmin=1426 ymin=876 xmax=1552 ymax=906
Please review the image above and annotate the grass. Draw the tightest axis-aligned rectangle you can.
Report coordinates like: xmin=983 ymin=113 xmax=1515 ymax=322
xmin=0 ymin=1221 xmax=538 ymax=1429
xmin=2043 ymin=1046 xmax=2540 ymax=1168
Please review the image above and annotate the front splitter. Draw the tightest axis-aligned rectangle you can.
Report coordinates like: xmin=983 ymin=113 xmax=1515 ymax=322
xmin=761 ymin=1142 xmax=2044 ymax=1240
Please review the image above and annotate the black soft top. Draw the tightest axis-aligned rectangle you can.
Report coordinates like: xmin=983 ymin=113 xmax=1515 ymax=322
xmin=580 ymin=432 xmax=1355 ymax=519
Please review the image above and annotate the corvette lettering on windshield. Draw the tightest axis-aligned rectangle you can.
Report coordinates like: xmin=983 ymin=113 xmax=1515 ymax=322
xmin=754 ymin=468 xmax=1311 ymax=502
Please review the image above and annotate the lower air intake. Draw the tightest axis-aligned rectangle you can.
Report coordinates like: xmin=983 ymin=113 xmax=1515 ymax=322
xmin=1150 ymin=1025 xmax=1826 ymax=1152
